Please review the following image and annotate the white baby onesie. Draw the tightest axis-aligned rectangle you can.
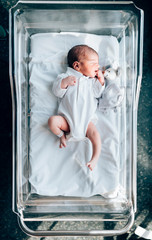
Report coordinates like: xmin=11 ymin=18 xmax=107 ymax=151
xmin=52 ymin=67 xmax=105 ymax=141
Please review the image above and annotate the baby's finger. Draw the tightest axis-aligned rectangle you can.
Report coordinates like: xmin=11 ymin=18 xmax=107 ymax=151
xmin=71 ymin=76 xmax=77 ymax=82
xmin=97 ymin=69 xmax=103 ymax=77
xmin=70 ymin=79 xmax=77 ymax=86
xmin=99 ymin=79 xmax=105 ymax=86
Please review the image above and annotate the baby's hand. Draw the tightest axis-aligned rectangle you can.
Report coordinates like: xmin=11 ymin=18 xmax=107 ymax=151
xmin=95 ymin=70 xmax=105 ymax=86
xmin=61 ymin=76 xmax=77 ymax=89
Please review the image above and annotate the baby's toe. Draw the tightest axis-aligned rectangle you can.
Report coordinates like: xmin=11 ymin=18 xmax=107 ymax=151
xmin=86 ymin=163 xmax=92 ymax=171
xmin=59 ymin=143 xmax=63 ymax=148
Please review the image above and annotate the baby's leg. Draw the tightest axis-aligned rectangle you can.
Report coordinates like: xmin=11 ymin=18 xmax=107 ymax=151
xmin=86 ymin=122 xmax=101 ymax=171
xmin=48 ymin=115 xmax=70 ymax=148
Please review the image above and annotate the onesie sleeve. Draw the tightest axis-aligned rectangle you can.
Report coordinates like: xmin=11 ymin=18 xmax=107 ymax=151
xmin=92 ymin=78 xmax=105 ymax=98
xmin=52 ymin=73 xmax=68 ymax=98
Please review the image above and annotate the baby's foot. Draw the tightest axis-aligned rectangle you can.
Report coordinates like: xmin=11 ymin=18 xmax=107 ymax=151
xmin=86 ymin=158 xmax=98 ymax=171
xmin=59 ymin=134 xmax=67 ymax=148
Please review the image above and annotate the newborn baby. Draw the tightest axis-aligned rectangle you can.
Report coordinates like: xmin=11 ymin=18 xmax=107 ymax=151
xmin=48 ymin=45 xmax=105 ymax=171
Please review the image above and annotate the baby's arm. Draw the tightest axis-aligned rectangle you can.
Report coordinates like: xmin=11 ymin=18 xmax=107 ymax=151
xmin=61 ymin=76 xmax=77 ymax=89
xmin=53 ymin=75 xmax=76 ymax=98
xmin=92 ymin=70 xmax=105 ymax=98
xmin=95 ymin=70 xmax=105 ymax=86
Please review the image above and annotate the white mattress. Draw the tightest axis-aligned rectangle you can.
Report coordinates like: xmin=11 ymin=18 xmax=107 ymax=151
xmin=28 ymin=32 xmax=121 ymax=198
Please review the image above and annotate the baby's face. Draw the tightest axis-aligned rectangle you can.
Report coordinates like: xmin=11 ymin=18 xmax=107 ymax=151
xmin=77 ymin=52 xmax=99 ymax=78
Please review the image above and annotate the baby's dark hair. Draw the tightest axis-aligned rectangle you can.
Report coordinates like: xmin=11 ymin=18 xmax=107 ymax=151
xmin=67 ymin=45 xmax=98 ymax=68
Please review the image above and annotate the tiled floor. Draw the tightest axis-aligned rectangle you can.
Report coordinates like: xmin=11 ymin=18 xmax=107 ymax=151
xmin=0 ymin=0 xmax=151 ymax=239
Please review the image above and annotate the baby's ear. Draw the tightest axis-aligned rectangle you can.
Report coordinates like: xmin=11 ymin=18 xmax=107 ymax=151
xmin=73 ymin=61 xmax=80 ymax=70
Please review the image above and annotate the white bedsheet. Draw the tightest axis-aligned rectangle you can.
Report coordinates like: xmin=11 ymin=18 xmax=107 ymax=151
xmin=28 ymin=32 xmax=121 ymax=197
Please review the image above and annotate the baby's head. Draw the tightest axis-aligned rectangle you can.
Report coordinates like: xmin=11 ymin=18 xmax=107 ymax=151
xmin=67 ymin=45 xmax=99 ymax=78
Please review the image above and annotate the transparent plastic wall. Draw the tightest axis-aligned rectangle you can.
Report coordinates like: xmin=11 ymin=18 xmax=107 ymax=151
xmin=9 ymin=1 xmax=143 ymax=237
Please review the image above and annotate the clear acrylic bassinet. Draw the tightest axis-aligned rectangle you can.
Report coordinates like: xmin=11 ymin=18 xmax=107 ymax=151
xmin=9 ymin=1 xmax=144 ymax=237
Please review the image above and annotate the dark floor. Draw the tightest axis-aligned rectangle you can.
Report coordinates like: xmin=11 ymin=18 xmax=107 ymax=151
xmin=0 ymin=0 xmax=151 ymax=239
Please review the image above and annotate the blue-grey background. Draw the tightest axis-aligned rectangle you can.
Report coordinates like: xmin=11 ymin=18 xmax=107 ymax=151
xmin=0 ymin=0 xmax=151 ymax=239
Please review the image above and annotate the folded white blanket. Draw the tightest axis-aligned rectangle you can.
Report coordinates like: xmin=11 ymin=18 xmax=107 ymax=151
xmin=28 ymin=32 xmax=122 ymax=197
